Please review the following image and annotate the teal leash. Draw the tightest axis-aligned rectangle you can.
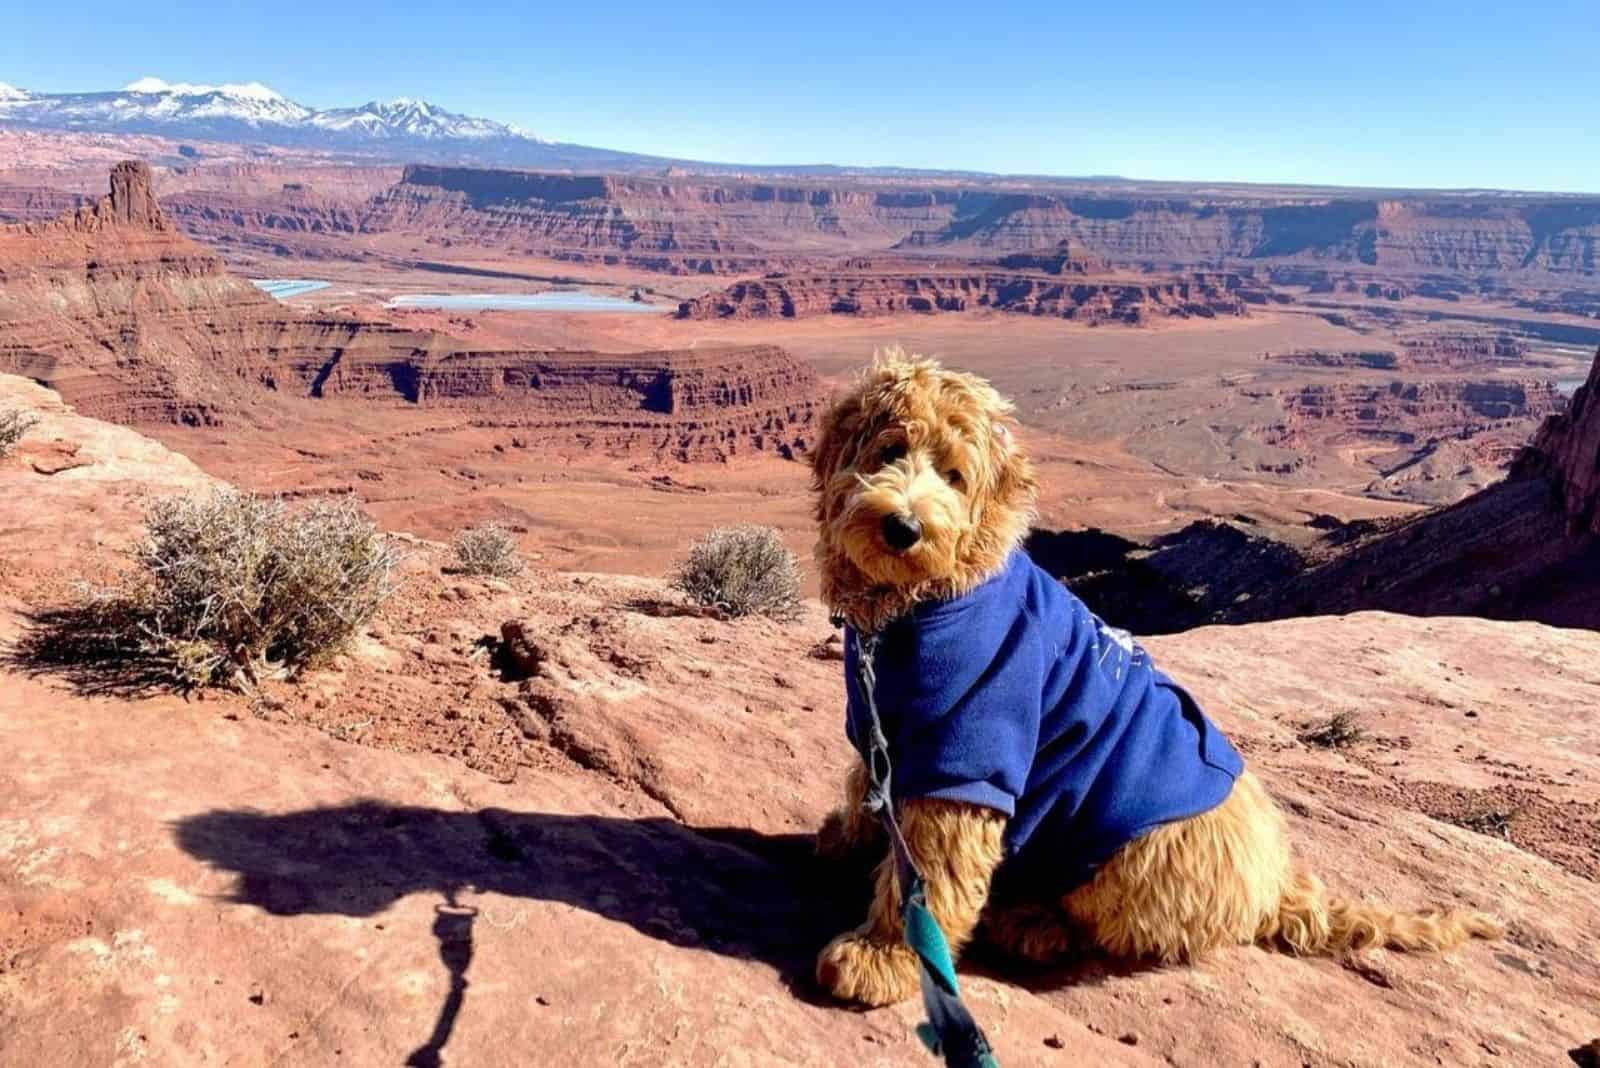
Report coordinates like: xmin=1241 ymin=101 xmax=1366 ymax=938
xmin=851 ymin=630 xmax=1001 ymax=1068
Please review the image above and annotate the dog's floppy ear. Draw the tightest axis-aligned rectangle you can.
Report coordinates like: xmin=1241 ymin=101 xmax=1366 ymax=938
xmin=987 ymin=415 xmax=1037 ymax=512
xmin=811 ymin=362 xmax=898 ymax=491
xmin=810 ymin=387 xmax=864 ymax=492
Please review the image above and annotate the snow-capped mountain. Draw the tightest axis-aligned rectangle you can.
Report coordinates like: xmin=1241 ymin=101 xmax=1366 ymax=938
xmin=0 ymin=77 xmax=572 ymax=162
xmin=0 ymin=75 xmax=966 ymax=177
xmin=307 ymin=98 xmax=531 ymax=142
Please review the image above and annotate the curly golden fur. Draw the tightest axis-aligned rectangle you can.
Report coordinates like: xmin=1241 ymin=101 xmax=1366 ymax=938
xmin=810 ymin=349 xmax=1037 ymax=633
xmin=812 ymin=349 xmax=1501 ymax=1008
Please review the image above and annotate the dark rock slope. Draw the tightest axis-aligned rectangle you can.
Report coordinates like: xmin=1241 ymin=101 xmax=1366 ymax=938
xmin=1229 ymin=348 xmax=1600 ymax=628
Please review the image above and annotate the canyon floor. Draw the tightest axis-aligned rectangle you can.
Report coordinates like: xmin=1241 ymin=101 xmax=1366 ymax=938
xmin=3 ymin=377 xmax=1600 ymax=1067
xmin=135 ymin=300 xmax=1596 ymax=589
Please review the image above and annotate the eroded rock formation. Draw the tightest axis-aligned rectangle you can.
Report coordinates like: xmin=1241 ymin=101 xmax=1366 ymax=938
xmin=357 ymin=165 xmax=965 ymax=272
xmin=1229 ymin=348 xmax=1600 ymax=627
xmin=0 ymin=162 xmax=820 ymax=460
xmin=0 ymin=182 xmax=87 ymax=224
xmin=1274 ymin=379 xmax=1564 ymax=456
xmin=313 ymin=343 xmax=821 ymax=462
xmin=1528 ymin=349 xmax=1600 ymax=533
xmin=0 ymin=161 xmax=291 ymax=424
xmin=359 ymin=166 xmax=1600 ymax=282
xmin=1267 ymin=334 xmax=1527 ymax=371
xmin=676 ymin=266 xmax=1262 ymax=323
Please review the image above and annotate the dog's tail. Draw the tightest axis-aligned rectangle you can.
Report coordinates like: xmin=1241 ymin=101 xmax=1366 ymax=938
xmin=1265 ymin=870 xmax=1503 ymax=954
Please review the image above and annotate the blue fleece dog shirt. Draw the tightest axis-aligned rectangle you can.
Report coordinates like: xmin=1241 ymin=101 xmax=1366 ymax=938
xmin=844 ymin=549 xmax=1243 ymax=887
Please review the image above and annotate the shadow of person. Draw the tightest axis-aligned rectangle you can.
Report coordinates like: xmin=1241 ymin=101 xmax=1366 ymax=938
xmin=403 ymin=894 xmax=477 ymax=1068
xmin=176 ymin=802 xmax=872 ymax=1062
xmin=174 ymin=801 xmax=864 ymax=998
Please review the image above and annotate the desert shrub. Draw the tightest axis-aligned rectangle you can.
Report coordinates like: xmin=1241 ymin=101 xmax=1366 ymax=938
xmin=0 ymin=409 xmax=38 ymax=458
xmin=1298 ymin=710 xmax=1366 ymax=749
xmin=1452 ymin=806 xmax=1517 ymax=840
xmin=115 ymin=491 xmax=397 ymax=688
xmin=452 ymin=521 xmax=523 ymax=578
xmin=673 ymin=524 xmax=801 ymax=621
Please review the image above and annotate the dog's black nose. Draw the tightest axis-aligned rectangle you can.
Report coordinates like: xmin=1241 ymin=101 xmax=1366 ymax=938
xmin=881 ymin=512 xmax=922 ymax=551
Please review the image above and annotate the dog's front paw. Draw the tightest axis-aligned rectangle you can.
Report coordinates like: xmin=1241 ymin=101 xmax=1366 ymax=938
xmin=814 ymin=808 xmax=856 ymax=861
xmin=816 ymin=930 xmax=919 ymax=1007
xmin=815 ymin=807 xmax=880 ymax=868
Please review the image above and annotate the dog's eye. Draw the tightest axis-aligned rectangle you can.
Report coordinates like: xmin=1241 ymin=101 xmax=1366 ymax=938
xmin=878 ymin=443 xmax=906 ymax=466
xmin=944 ymin=469 xmax=964 ymax=488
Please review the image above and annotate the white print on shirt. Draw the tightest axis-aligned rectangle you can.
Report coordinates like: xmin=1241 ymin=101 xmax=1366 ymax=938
xmin=1095 ymin=621 xmax=1145 ymax=683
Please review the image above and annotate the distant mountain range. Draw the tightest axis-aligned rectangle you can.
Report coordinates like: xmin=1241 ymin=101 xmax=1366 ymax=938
xmin=0 ymin=76 xmax=1047 ymax=179
xmin=0 ymin=77 xmax=681 ymax=169
xmin=12 ymin=78 xmax=1581 ymax=193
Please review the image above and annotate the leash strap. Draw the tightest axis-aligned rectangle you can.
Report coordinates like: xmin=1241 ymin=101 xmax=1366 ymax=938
xmin=851 ymin=631 xmax=1000 ymax=1068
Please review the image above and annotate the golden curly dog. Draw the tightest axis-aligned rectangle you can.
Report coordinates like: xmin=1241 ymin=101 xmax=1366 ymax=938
xmin=810 ymin=350 xmax=1501 ymax=1008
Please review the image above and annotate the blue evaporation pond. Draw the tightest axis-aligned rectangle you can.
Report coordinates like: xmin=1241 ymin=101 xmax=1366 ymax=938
xmin=251 ymin=279 xmax=332 ymax=300
xmin=385 ymin=291 xmax=662 ymax=313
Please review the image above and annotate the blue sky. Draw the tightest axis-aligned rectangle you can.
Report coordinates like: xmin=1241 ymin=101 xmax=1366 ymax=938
xmin=5 ymin=1 xmax=1599 ymax=192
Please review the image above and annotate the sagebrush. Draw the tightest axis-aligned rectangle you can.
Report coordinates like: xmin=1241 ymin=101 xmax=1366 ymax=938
xmin=673 ymin=525 xmax=801 ymax=621
xmin=1299 ymin=711 xmax=1366 ymax=749
xmin=95 ymin=491 xmax=397 ymax=689
xmin=0 ymin=409 xmax=38 ymax=457
xmin=452 ymin=521 xmax=523 ymax=577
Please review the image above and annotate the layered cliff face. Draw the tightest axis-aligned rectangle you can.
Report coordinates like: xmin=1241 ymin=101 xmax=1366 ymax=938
xmin=898 ymin=196 xmax=1375 ymax=263
xmin=358 ymin=165 xmax=962 ymax=270
xmin=1266 ymin=336 xmax=1529 ymax=374
xmin=903 ymin=194 xmax=1600 ymax=280
xmin=1276 ymin=379 xmax=1565 ymax=450
xmin=0 ymin=161 xmax=296 ymax=424
xmin=1398 ymin=333 xmax=1527 ymax=366
xmin=1529 ymin=349 xmax=1600 ymax=534
xmin=1230 ymin=348 xmax=1600 ymax=627
xmin=676 ymin=267 xmax=1260 ymax=323
xmin=307 ymin=343 xmax=822 ymax=462
xmin=343 ymin=166 xmax=1600 ymax=295
xmin=1373 ymin=199 xmax=1600 ymax=277
xmin=161 ymin=188 xmax=365 ymax=257
xmin=1265 ymin=377 xmax=1566 ymax=500
xmin=0 ymin=162 xmax=821 ymax=461
xmin=156 ymin=164 xmax=396 ymax=259
xmin=0 ymin=182 xmax=87 ymax=224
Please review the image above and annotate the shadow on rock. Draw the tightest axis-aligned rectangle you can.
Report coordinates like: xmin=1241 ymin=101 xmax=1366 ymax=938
xmin=173 ymin=801 xmax=862 ymax=995
xmin=2 ymin=602 xmax=182 ymax=698
xmin=403 ymin=892 xmax=478 ymax=1068
xmin=962 ymin=939 xmax=1161 ymax=995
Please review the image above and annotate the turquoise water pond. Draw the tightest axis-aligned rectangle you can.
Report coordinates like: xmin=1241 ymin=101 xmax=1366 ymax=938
xmin=385 ymin=292 xmax=661 ymax=313
xmin=250 ymin=279 xmax=331 ymax=300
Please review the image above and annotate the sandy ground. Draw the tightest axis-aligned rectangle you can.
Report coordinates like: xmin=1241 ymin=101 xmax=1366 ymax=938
xmin=97 ymin=307 xmax=1452 ymax=598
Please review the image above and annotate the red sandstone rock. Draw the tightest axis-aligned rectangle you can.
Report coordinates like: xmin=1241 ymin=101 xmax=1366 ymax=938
xmin=675 ymin=266 xmax=1260 ymax=323
xmin=0 ymin=183 xmax=87 ymax=224
xmin=1231 ymin=349 xmax=1600 ymax=627
xmin=1273 ymin=378 xmax=1565 ymax=458
xmin=18 ymin=154 xmax=1600 ymax=308
xmin=0 ymin=162 xmax=821 ymax=460
xmin=1 ymin=406 xmax=1598 ymax=1065
xmin=356 ymin=166 xmax=933 ymax=273
xmin=1267 ymin=333 xmax=1528 ymax=372
xmin=1530 ymin=347 xmax=1600 ymax=533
